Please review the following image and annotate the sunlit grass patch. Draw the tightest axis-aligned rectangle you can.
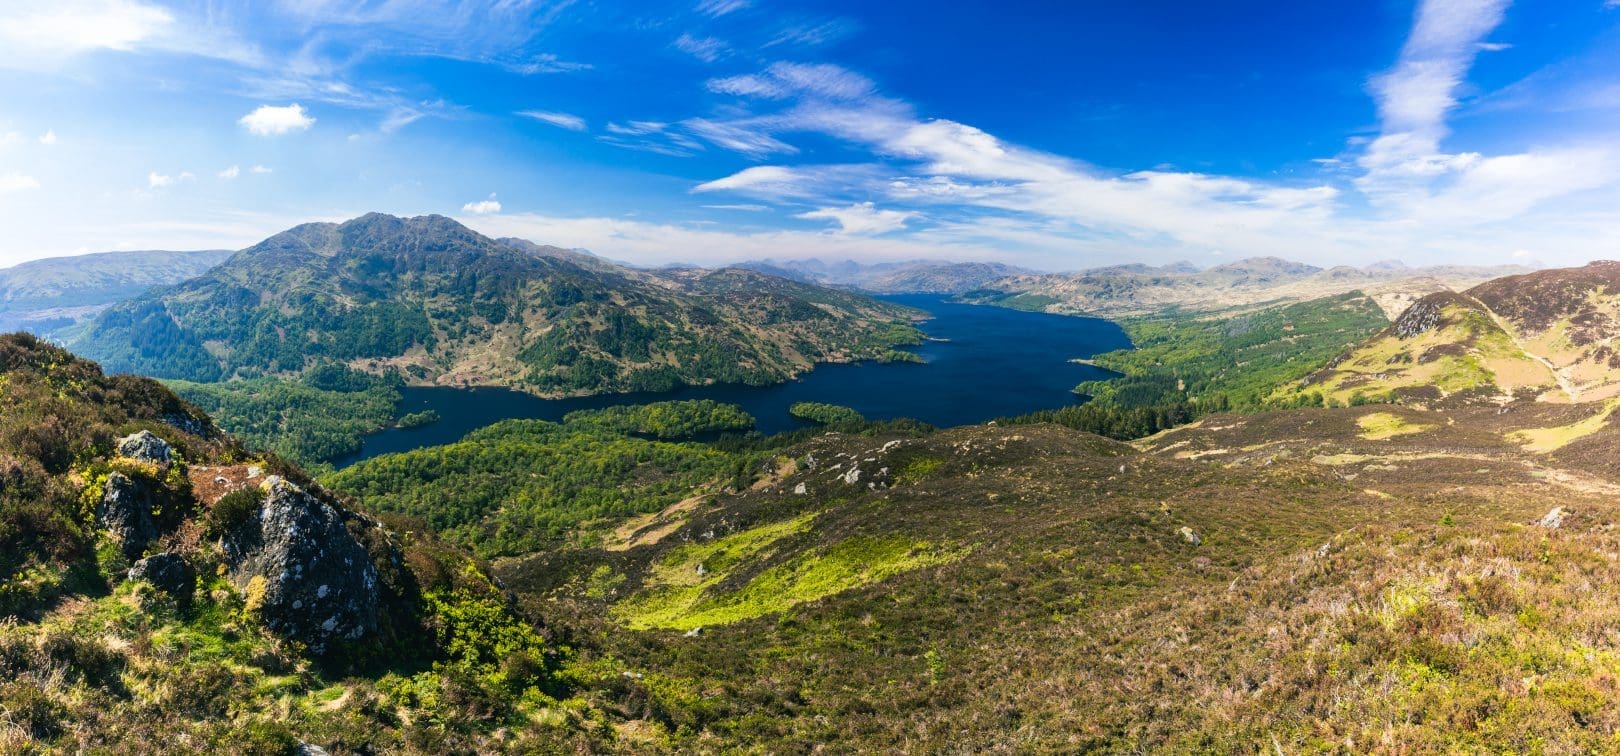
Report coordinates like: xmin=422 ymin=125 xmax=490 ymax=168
xmin=1508 ymin=398 xmax=1620 ymax=453
xmin=1357 ymin=412 xmax=1435 ymax=440
xmin=615 ymin=524 xmax=967 ymax=630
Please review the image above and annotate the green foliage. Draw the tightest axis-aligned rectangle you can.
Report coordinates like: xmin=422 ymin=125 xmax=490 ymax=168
xmin=166 ymin=375 xmax=400 ymax=467
xmin=326 ymin=416 xmax=769 ymax=558
xmin=1005 ymin=295 xmax=1387 ymax=440
xmin=789 ymin=402 xmax=866 ymax=426
xmin=396 ymin=410 xmax=440 ymax=429
xmin=562 ymin=400 xmax=754 ymax=439
xmin=876 ymin=349 xmax=925 ymax=364
xmin=206 ymin=487 xmax=264 ymax=537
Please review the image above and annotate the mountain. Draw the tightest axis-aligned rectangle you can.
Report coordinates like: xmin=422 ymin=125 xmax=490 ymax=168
xmin=962 ymin=257 xmax=1530 ymax=319
xmin=68 ymin=213 xmax=922 ymax=396
xmin=737 ymin=257 xmax=1035 ymax=293
xmin=0 ymin=333 xmax=582 ymax=751
xmin=333 ymin=391 xmax=1620 ymax=751
xmin=1281 ymin=261 xmax=1620 ymax=406
xmin=0 ymin=249 xmax=231 ymax=333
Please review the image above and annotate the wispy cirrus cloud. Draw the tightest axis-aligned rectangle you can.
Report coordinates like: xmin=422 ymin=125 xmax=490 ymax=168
xmin=519 ymin=110 xmax=587 ymax=131
xmin=674 ymin=33 xmax=728 ymax=63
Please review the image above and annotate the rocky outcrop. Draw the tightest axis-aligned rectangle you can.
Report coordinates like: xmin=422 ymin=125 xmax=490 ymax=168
xmin=128 ymin=552 xmax=194 ymax=599
xmin=116 ymin=430 xmax=172 ymax=465
xmin=221 ymin=476 xmax=382 ymax=655
xmin=99 ymin=472 xmax=158 ymax=560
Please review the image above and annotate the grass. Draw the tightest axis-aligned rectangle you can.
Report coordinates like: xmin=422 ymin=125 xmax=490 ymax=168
xmin=617 ymin=530 xmax=969 ymax=631
xmin=1509 ymin=398 xmax=1620 ymax=453
xmin=1357 ymin=411 xmax=1436 ymax=440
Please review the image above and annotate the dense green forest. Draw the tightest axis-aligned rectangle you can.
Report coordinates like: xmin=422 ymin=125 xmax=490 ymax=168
xmin=1002 ymin=294 xmax=1387 ymax=440
xmin=789 ymin=402 xmax=868 ymax=426
xmin=166 ymin=365 xmax=402 ymax=469
xmin=325 ymin=407 xmax=766 ymax=557
xmin=325 ymin=400 xmax=934 ymax=559
xmin=561 ymin=399 xmax=755 ymax=439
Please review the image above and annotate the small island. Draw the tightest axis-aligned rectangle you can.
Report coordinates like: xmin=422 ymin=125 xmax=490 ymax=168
xmin=789 ymin=401 xmax=867 ymax=426
xmin=396 ymin=409 xmax=441 ymax=429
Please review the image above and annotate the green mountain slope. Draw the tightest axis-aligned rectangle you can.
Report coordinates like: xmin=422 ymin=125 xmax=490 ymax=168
xmin=0 ymin=249 xmax=231 ymax=333
xmin=1277 ymin=262 xmax=1620 ymax=407
xmin=68 ymin=213 xmax=922 ymax=396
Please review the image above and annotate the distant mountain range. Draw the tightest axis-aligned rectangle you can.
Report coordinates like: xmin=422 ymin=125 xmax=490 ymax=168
xmin=1284 ymin=261 xmax=1620 ymax=405
xmin=736 ymin=258 xmax=1037 ymax=294
xmin=0 ymin=249 xmax=231 ymax=333
xmin=959 ymin=256 xmax=1532 ymax=319
xmin=67 ymin=214 xmax=923 ymax=396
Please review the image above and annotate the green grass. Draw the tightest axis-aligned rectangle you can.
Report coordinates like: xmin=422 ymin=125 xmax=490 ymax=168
xmin=613 ymin=514 xmax=968 ymax=631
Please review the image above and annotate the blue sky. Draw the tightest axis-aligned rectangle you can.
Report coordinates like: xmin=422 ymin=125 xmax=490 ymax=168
xmin=0 ymin=0 xmax=1618 ymax=269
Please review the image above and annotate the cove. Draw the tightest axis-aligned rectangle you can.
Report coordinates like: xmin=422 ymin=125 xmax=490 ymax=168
xmin=333 ymin=294 xmax=1131 ymax=467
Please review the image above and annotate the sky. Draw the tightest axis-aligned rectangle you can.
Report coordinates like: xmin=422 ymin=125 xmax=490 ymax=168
xmin=0 ymin=0 xmax=1618 ymax=270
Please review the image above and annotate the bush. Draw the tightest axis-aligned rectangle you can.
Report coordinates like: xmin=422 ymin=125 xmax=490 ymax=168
xmin=207 ymin=487 xmax=264 ymax=537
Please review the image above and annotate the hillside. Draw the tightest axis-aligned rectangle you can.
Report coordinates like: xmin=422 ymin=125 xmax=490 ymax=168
xmin=368 ymin=397 xmax=1620 ymax=751
xmin=962 ymin=257 xmax=1529 ymax=319
xmin=1279 ymin=262 xmax=1620 ymax=406
xmin=0 ymin=333 xmax=612 ymax=751
xmin=68 ymin=214 xmax=922 ymax=397
xmin=0 ymin=249 xmax=231 ymax=333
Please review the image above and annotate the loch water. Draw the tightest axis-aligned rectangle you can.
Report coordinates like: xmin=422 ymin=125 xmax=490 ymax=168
xmin=335 ymin=295 xmax=1130 ymax=467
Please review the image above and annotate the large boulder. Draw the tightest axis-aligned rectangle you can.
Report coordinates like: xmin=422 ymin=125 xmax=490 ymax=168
xmin=99 ymin=472 xmax=158 ymax=560
xmin=128 ymin=552 xmax=195 ymax=599
xmin=116 ymin=430 xmax=172 ymax=465
xmin=221 ymin=476 xmax=382 ymax=655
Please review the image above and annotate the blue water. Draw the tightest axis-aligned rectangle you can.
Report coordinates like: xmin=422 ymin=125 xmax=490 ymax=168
xmin=334 ymin=295 xmax=1130 ymax=466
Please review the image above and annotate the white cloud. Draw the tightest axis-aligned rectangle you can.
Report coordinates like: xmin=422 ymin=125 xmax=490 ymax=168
xmin=148 ymin=171 xmax=174 ymax=188
xmin=509 ymin=53 xmax=592 ymax=75
xmin=0 ymin=173 xmax=40 ymax=193
xmin=606 ymin=121 xmax=667 ymax=136
xmin=682 ymin=118 xmax=797 ymax=157
xmin=37 ymin=130 xmax=56 ymax=146
xmin=238 ymin=103 xmax=315 ymax=136
xmin=462 ymin=197 xmax=502 ymax=215
xmin=708 ymin=62 xmax=874 ymax=101
xmin=0 ymin=0 xmax=172 ymax=68
xmin=702 ymin=204 xmax=771 ymax=212
xmin=518 ymin=110 xmax=586 ymax=131
xmin=697 ymin=0 xmax=750 ymax=16
xmin=674 ymin=33 xmax=727 ymax=63
xmin=218 ymin=165 xmax=240 ymax=179
xmin=251 ymin=165 xmax=273 ymax=174
xmin=797 ymin=202 xmax=912 ymax=234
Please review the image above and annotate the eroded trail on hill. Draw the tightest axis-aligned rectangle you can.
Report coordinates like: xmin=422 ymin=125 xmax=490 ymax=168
xmin=1467 ymin=293 xmax=1580 ymax=401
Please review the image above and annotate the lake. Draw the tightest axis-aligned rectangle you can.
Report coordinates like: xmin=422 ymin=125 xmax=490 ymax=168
xmin=334 ymin=294 xmax=1130 ymax=466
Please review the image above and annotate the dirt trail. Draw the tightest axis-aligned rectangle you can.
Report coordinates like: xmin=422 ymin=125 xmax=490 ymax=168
xmin=1467 ymin=294 xmax=1579 ymax=401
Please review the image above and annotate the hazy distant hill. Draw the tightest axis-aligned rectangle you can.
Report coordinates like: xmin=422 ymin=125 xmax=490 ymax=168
xmin=69 ymin=213 xmax=921 ymax=396
xmin=962 ymin=257 xmax=1530 ymax=319
xmin=1285 ymin=261 xmax=1620 ymax=405
xmin=0 ymin=249 xmax=231 ymax=332
xmin=737 ymin=257 xmax=1035 ymax=294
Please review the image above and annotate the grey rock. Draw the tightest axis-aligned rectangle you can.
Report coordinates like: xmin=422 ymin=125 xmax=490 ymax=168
xmin=221 ymin=476 xmax=382 ymax=655
xmin=116 ymin=430 xmax=172 ymax=465
xmin=128 ymin=552 xmax=194 ymax=598
xmin=99 ymin=472 xmax=157 ymax=560
xmin=1536 ymin=507 xmax=1567 ymax=529
xmin=684 ymin=626 xmax=704 ymax=637
xmin=1179 ymin=526 xmax=1202 ymax=546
